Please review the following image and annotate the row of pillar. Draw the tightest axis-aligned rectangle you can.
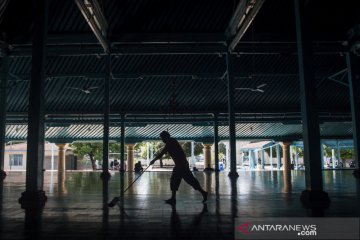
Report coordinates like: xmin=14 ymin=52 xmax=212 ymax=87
xmin=244 ymin=142 xmax=292 ymax=171
xmin=1 ymin=0 xmax=359 ymax=211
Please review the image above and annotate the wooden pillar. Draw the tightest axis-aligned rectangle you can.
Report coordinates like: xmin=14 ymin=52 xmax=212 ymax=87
xmin=19 ymin=0 xmax=48 ymax=210
xmin=56 ymin=144 xmax=66 ymax=173
xmin=126 ymin=144 xmax=135 ymax=172
xmin=294 ymin=0 xmax=329 ymax=206
xmin=282 ymin=142 xmax=292 ymax=193
xmin=203 ymin=144 xmax=212 ymax=169
xmin=56 ymin=143 xmax=67 ymax=195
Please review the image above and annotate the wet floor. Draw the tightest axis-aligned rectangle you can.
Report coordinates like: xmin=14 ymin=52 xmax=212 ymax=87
xmin=1 ymin=170 xmax=359 ymax=239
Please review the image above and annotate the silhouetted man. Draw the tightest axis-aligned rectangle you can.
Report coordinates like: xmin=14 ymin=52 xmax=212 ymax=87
xmin=150 ymin=131 xmax=208 ymax=204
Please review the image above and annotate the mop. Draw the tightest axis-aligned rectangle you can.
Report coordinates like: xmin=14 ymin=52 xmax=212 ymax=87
xmin=108 ymin=164 xmax=151 ymax=207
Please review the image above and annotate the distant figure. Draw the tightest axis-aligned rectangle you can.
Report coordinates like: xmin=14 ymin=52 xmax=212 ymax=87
xmin=110 ymin=160 xmax=114 ymax=168
xmin=204 ymin=164 xmax=214 ymax=172
xmin=134 ymin=161 xmax=143 ymax=173
xmin=258 ymin=158 xmax=261 ymax=165
xmin=349 ymin=160 xmax=356 ymax=168
xmin=114 ymin=159 xmax=119 ymax=167
xmin=192 ymin=166 xmax=199 ymax=172
xmin=150 ymin=131 xmax=207 ymax=204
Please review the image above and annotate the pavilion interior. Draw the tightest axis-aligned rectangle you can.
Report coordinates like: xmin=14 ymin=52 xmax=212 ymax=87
xmin=1 ymin=0 xmax=360 ymax=239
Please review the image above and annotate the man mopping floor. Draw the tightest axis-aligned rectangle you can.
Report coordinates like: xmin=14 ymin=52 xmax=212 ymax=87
xmin=150 ymin=131 xmax=208 ymax=205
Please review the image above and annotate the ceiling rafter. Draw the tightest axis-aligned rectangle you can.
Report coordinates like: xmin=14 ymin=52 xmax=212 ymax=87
xmin=226 ymin=0 xmax=265 ymax=51
xmin=74 ymin=0 xmax=109 ymax=52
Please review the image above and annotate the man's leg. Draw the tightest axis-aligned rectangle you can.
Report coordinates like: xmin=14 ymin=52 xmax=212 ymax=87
xmin=167 ymin=168 xmax=182 ymax=204
xmin=183 ymin=169 xmax=208 ymax=202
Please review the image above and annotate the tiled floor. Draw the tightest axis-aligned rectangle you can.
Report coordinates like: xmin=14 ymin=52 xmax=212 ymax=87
xmin=0 ymin=170 xmax=359 ymax=239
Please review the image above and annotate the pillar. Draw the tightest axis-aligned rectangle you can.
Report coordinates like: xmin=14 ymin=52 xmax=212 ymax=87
xmin=276 ymin=144 xmax=281 ymax=169
xmin=295 ymin=147 xmax=299 ymax=170
xmin=240 ymin=151 xmax=244 ymax=168
xmin=249 ymin=150 xmax=255 ymax=169
xmin=146 ymin=142 xmax=150 ymax=166
xmin=225 ymin=142 xmax=229 ymax=170
xmin=331 ymin=149 xmax=335 ymax=169
xmin=254 ymin=150 xmax=258 ymax=166
xmin=50 ymin=143 xmax=55 ymax=171
xmin=19 ymin=0 xmax=48 ymax=210
xmin=282 ymin=142 xmax=292 ymax=193
xmin=320 ymin=143 xmax=324 ymax=169
xmin=56 ymin=144 xmax=67 ymax=173
xmin=56 ymin=143 xmax=67 ymax=195
xmin=337 ymin=141 xmax=341 ymax=167
xmin=203 ymin=144 xmax=212 ymax=169
xmin=270 ymin=146 xmax=273 ymax=170
xmin=226 ymin=52 xmax=238 ymax=178
xmin=282 ymin=142 xmax=291 ymax=173
xmin=0 ymin=49 xmax=9 ymax=180
xmin=346 ymin=24 xmax=360 ymax=177
xmin=191 ymin=141 xmax=195 ymax=168
xmin=150 ymin=143 xmax=154 ymax=159
xmin=261 ymin=149 xmax=265 ymax=169
xmin=294 ymin=0 xmax=329 ymax=206
xmin=126 ymin=144 xmax=135 ymax=171
xmin=214 ymin=114 xmax=219 ymax=171
xmin=101 ymin=53 xmax=111 ymax=180
xmin=120 ymin=114 xmax=125 ymax=172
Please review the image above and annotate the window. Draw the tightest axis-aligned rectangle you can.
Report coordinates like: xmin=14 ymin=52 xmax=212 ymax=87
xmin=10 ymin=154 xmax=23 ymax=166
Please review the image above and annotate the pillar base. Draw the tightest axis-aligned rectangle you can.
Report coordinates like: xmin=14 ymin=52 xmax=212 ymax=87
xmin=353 ymin=169 xmax=360 ymax=178
xmin=100 ymin=171 xmax=111 ymax=181
xmin=228 ymin=171 xmax=239 ymax=178
xmin=300 ymin=190 xmax=330 ymax=209
xmin=0 ymin=169 xmax=7 ymax=180
xmin=19 ymin=190 xmax=47 ymax=210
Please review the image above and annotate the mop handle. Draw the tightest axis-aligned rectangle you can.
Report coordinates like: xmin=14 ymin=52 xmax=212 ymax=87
xmin=123 ymin=164 xmax=151 ymax=193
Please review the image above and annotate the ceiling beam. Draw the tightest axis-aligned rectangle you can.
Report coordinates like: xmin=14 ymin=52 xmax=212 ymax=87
xmin=9 ymin=41 xmax=345 ymax=57
xmin=74 ymin=0 xmax=109 ymax=52
xmin=226 ymin=0 xmax=265 ymax=51
xmin=5 ymin=112 xmax=352 ymax=125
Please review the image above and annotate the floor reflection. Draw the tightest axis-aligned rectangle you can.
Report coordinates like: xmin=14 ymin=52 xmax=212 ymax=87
xmin=102 ymin=177 xmax=109 ymax=239
xmin=230 ymin=177 xmax=238 ymax=218
xmin=0 ymin=180 xmax=3 ymax=237
xmin=0 ymin=170 xmax=358 ymax=239
xmin=282 ymin=169 xmax=292 ymax=193
xmin=57 ymin=171 xmax=67 ymax=196
xmin=24 ymin=209 xmax=43 ymax=240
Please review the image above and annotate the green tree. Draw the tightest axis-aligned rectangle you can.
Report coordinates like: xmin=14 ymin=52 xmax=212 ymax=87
xmin=219 ymin=142 xmax=226 ymax=160
xmin=70 ymin=142 xmax=120 ymax=170
xmin=181 ymin=142 xmax=204 ymax=157
xmin=340 ymin=148 xmax=354 ymax=159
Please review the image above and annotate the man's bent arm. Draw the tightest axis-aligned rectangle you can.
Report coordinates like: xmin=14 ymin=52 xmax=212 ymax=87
xmin=150 ymin=146 xmax=167 ymax=165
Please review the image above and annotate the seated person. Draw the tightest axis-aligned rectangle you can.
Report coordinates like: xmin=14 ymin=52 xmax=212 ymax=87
xmin=134 ymin=161 xmax=143 ymax=172
xmin=113 ymin=159 xmax=120 ymax=170
xmin=192 ymin=166 xmax=199 ymax=172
